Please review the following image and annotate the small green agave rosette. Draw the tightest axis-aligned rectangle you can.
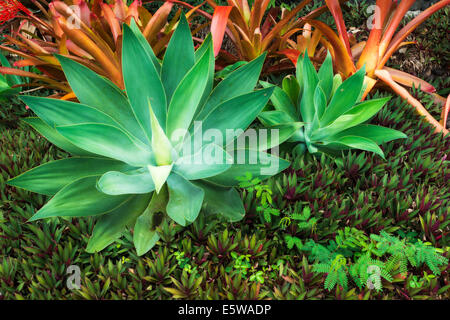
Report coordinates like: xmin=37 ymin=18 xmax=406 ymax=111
xmin=259 ymin=51 xmax=407 ymax=158
xmin=7 ymin=15 xmax=293 ymax=256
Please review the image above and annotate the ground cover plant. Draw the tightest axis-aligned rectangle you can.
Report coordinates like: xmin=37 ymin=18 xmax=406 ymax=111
xmin=0 ymin=0 xmax=449 ymax=301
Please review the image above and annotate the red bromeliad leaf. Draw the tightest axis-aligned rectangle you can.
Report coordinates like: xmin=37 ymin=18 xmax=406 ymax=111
xmin=324 ymin=0 xmax=352 ymax=58
xmin=378 ymin=0 xmax=450 ymax=70
xmin=211 ymin=6 xmax=232 ymax=57
xmin=279 ymin=48 xmax=301 ymax=66
xmin=101 ymin=2 xmax=121 ymax=44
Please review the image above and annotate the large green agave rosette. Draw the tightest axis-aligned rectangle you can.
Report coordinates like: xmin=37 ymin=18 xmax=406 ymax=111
xmin=7 ymin=16 xmax=294 ymax=256
xmin=259 ymin=51 xmax=407 ymax=158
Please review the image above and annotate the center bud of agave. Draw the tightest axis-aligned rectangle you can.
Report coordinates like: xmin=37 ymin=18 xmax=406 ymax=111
xmin=148 ymin=102 xmax=174 ymax=194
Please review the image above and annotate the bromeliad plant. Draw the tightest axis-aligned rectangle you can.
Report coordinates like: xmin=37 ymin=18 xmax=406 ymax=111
xmin=0 ymin=0 xmax=201 ymax=96
xmin=282 ymin=0 xmax=450 ymax=135
xmin=7 ymin=15 xmax=291 ymax=255
xmin=207 ymin=0 xmax=340 ymax=71
xmin=259 ymin=52 xmax=407 ymax=158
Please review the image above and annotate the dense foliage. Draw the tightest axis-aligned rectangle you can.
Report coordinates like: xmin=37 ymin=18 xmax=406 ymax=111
xmin=0 ymin=0 xmax=449 ymax=301
xmin=1 ymin=90 xmax=448 ymax=299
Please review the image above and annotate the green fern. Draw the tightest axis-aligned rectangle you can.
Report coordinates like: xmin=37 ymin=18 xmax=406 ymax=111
xmin=413 ymin=240 xmax=448 ymax=275
xmin=371 ymin=231 xmax=448 ymax=275
xmin=305 ymin=230 xmax=448 ymax=292
xmin=313 ymin=255 xmax=348 ymax=291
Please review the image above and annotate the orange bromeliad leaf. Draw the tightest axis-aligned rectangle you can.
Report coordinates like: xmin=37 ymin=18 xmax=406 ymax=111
xmin=378 ymin=0 xmax=450 ymax=70
xmin=357 ymin=0 xmax=393 ymax=76
xmin=305 ymin=19 xmax=355 ymax=77
xmin=324 ymin=0 xmax=352 ymax=58
xmin=56 ymin=16 xmax=122 ymax=87
xmin=375 ymin=69 xmax=448 ymax=135
xmin=0 ymin=65 xmax=70 ymax=91
xmin=383 ymin=66 xmax=436 ymax=93
xmin=143 ymin=1 xmax=174 ymax=41
xmin=378 ymin=0 xmax=415 ymax=59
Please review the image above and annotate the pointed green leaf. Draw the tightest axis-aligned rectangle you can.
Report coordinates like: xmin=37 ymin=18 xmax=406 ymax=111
xmin=331 ymin=74 xmax=342 ymax=96
xmin=299 ymin=53 xmax=319 ymax=124
xmin=129 ymin=19 xmax=161 ymax=73
xmin=320 ymin=66 xmax=366 ymax=126
xmin=29 ymin=176 xmax=129 ymax=221
xmin=329 ymin=124 xmax=406 ymax=144
xmin=295 ymin=52 xmax=305 ymax=86
xmin=195 ymin=34 xmax=213 ymax=62
xmin=20 ymin=96 xmax=120 ymax=128
xmin=318 ymin=51 xmax=333 ymax=101
xmin=86 ymin=193 xmax=151 ymax=253
xmin=282 ymin=75 xmax=300 ymax=106
xmin=199 ymin=88 xmax=274 ymax=147
xmin=56 ymin=123 xmax=153 ymax=167
xmin=197 ymin=53 xmax=266 ymax=120
xmin=166 ymin=44 xmax=212 ymax=146
xmin=56 ymin=55 xmax=147 ymax=144
xmin=312 ymin=97 xmax=390 ymax=141
xmin=122 ymin=24 xmax=167 ymax=138
xmin=312 ymin=85 xmax=327 ymax=130
xmin=23 ymin=118 xmax=93 ymax=156
xmin=161 ymin=13 xmax=195 ymax=102
xmin=194 ymin=34 xmax=215 ymax=114
xmin=173 ymin=143 xmax=232 ymax=180
xmin=260 ymin=81 xmax=297 ymax=120
xmin=258 ymin=110 xmax=296 ymax=126
xmin=149 ymin=102 xmax=172 ymax=165
xmin=323 ymin=135 xmax=385 ymax=159
xmin=148 ymin=164 xmax=173 ymax=194
xmin=8 ymin=157 xmax=130 ymax=196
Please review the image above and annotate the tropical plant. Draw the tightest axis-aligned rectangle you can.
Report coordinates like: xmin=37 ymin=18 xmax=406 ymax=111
xmin=258 ymin=52 xmax=407 ymax=158
xmin=207 ymin=0 xmax=344 ymax=71
xmin=0 ymin=0 xmax=200 ymax=97
xmin=7 ymin=15 xmax=292 ymax=256
xmin=282 ymin=0 xmax=450 ymax=134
